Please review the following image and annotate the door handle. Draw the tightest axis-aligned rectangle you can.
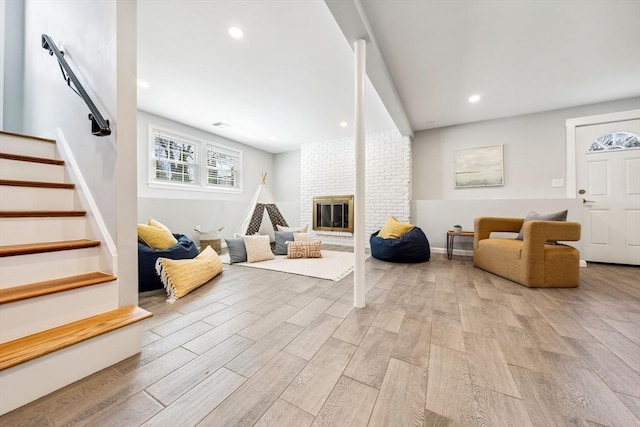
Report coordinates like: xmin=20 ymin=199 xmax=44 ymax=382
xmin=583 ymin=198 xmax=595 ymax=204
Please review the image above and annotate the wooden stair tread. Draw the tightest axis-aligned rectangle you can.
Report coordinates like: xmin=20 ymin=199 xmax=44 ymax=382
xmin=0 ymin=239 xmax=100 ymax=257
xmin=0 ymin=272 xmax=117 ymax=305
xmin=0 ymin=152 xmax=64 ymax=166
xmin=0 ymin=210 xmax=87 ymax=218
xmin=0 ymin=130 xmax=56 ymax=143
xmin=0 ymin=179 xmax=74 ymax=189
xmin=0 ymin=305 xmax=152 ymax=371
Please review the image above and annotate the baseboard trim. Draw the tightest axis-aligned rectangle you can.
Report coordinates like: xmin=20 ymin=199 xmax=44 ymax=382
xmin=431 ymin=247 xmax=473 ymax=257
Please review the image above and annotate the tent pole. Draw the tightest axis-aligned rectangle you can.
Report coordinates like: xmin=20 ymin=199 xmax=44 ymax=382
xmin=353 ymin=38 xmax=366 ymax=308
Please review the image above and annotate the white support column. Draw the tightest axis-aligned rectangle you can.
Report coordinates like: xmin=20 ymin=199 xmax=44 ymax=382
xmin=353 ymin=39 xmax=366 ymax=308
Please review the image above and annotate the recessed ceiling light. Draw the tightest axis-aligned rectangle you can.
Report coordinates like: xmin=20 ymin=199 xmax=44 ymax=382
xmin=468 ymin=94 xmax=481 ymax=103
xmin=228 ymin=26 xmax=244 ymax=39
xmin=340 ymin=121 xmax=348 ymax=128
xmin=270 ymin=136 xmax=277 ymax=141
xmin=137 ymin=80 xmax=150 ymax=89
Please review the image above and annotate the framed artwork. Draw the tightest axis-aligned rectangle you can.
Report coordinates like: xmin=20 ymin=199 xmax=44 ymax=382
xmin=454 ymin=144 xmax=504 ymax=188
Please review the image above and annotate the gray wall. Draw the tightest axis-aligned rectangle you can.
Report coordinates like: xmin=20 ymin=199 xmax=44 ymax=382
xmin=22 ymin=0 xmax=118 ymax=235
xmin=272 ymin=149 xmax=301 ymax=226
xmin=412 ymin=97 xmax=640 ymax=250
xmin=2 ymin=0 xmax=24 ymax=131
xmin=22 ymin=1 xmax=138 ymax=305
xmin=137 ymin=110 xmax=275 ymax=243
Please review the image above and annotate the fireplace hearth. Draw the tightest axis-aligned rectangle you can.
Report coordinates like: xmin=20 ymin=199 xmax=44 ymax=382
xmin=313 ymin=195 xmax=354 ymax=233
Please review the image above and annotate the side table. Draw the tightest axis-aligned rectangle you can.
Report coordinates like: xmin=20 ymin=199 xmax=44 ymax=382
xmin=446 ymin=230 xmax=474 ymax=260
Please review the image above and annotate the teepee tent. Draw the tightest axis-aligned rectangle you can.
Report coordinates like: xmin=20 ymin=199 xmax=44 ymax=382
xmin=236 ymin=172 xmax=289 ymax=241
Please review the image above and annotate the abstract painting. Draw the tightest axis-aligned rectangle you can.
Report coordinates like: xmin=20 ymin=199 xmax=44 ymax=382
xmin=454 ymin=145 xmax=504 ymax=188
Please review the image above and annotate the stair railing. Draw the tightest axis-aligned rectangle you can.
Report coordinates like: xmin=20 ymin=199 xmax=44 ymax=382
xmin=41 ymin=34 xmax=111 ymax=137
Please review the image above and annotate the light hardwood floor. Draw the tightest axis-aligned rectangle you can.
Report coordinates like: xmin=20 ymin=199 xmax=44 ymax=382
xmin=2 ymin=248 xmax=639 ymax=427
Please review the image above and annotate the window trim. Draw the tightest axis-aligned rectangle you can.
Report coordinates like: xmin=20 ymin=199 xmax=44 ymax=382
xmin=148 ymin=124 xmax=243 ymax=194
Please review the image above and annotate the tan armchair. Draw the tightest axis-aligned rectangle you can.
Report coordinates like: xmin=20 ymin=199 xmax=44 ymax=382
xmin=473 ymin=217 xmax=581 ymax=288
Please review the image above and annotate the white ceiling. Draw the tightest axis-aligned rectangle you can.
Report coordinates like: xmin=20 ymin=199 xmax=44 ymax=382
xmin=137 ymin=0 xmax=395 ymax=153
xmin=137 ymin=0 xmax=640 ymax=154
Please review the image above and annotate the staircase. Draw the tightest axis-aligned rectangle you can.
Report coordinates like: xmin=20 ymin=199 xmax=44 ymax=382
xmin=0 ymin=130 xmax=151 ymax=415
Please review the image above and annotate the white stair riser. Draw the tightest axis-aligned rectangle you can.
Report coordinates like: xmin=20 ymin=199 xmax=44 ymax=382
xmin=0 ymin=159 xmax=65 ymax=182
xmin=0 ymin=186 xmax=75 ymax=211
xmin=0 ymin=323 xmax=144 ymax=415
xmin=0 ymin=247 xmax=100 ymax=288
xmin=0 ymin=135 xmax=56 ymax=159
xmin=0 ymin=217 xmax=86 ymax=245
xmin=0 ymin=281 xmax=118 ymax=342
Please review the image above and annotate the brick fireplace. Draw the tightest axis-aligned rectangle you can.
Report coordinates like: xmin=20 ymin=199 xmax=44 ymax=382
xmin=301 ymin=130 xmax=411 ymax=246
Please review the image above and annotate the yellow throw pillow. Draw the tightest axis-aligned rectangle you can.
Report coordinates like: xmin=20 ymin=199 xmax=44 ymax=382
xmin=378 ymin=216 xmax=414 ymax=239
xmin=148 ymin=217 xmax=171 ymax=231
xmin=156 ymin=246 xmax=223 ymax=302
xmin=137 ymin=224 xmax=178 ymax=250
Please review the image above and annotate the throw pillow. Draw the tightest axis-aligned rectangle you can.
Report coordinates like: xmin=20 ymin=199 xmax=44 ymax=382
xmin=225 ymin=238 xmax=248 ymax=264
xmin=293 ymin=232 xmax=314 ymax=242
xmin=276 ymin=224 xmax=308 ymax=233
xmin=274 ymin=231 xmax=295 ymax=255
xmin=156 ymin=246 xmax=223 ymax=303
xmin=243 ymin=234 xmax=275 ymax=263
xmin=516 ymin=210 xmax=568 ymax=240
xmin=378 ymin=216 xmax=414 ymax=239
xmin=148 ymin=217 xmax=171 ymax=231
xmin=287 ymin=241 xmax=323 ymax=259
xmin=137 ymin=224 xmax=178 ymax=250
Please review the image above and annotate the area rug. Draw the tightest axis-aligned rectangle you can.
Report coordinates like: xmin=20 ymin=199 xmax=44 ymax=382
xmin=219 ymin=250 xmax=368 ymax=281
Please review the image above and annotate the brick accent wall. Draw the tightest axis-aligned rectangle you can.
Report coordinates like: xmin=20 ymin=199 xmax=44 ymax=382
xmin=300 ymin=130 xmax=411 ymax=246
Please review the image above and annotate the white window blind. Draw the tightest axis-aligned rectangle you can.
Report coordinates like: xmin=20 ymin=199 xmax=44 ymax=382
xmin=206 ymin=144 xmax=240 ymax=188
xmin=152 ymin=129 xmax=198 ymax=185
xmin=148 ymin=125 xmax=242 ymax=193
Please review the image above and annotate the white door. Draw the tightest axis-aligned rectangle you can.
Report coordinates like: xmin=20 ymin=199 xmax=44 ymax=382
xmin=575 ymin=119 xmax=640 ymax=265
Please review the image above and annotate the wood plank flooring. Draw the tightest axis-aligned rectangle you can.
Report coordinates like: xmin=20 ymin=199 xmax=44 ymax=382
xmin=1 ymin=249 xmax=639 ymax=427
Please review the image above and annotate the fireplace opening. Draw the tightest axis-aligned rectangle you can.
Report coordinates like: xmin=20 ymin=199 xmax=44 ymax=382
xmin=313 ymin=195 xmax=354 ymax=233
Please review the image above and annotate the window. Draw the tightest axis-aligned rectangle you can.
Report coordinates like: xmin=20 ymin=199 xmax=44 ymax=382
xmin=206 ymin=144 xmax=240 ymax=188
xmin=153 ymin=132 xmax=198 ymax=184
xmin=588 ymin=131 xmax=640 ymax=152
xmin=149 ymin=125 xmax=242 ymax=192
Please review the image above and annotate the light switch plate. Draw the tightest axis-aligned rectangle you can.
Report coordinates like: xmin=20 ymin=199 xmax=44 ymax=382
xmin=552 ymin=178 xmax=564 ymax=187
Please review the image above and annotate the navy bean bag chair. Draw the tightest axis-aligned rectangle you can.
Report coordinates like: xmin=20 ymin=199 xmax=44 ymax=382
xmin=370 ymin=227 xmax=430 ymax=263
xmin=138 ymin=233 xmax=199 ymax=292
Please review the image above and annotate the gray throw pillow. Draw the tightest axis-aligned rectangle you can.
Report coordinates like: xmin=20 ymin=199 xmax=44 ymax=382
xmin=274 ymin=231 xmax=295 ymax=255
xmin=516 ymin=210 xmax=568 ymax=240
xmin=225 ymin=238 xmax=247 ymax=263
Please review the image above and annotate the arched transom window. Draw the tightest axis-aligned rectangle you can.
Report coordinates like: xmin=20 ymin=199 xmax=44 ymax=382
xmin=589 ymin=131 xmax=640 ymax=152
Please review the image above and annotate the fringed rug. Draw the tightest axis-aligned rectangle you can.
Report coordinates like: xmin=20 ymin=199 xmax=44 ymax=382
xmin=220 ymin=250 xmax=368 ymax=281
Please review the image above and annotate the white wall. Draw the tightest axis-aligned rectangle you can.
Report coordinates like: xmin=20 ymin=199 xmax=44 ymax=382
xmin=0 ymin=0 xmax=4 ymax=130
xmin=22 ymin=0 xmax=118 ymax=235
xmin=22 ymin=0 xmax=138 ymax=303
xmin=137 ymin=110 xmax=275 ymax=243
xmin=272 ymin=149 xmax=301 ymax=227
xmin=115 ymin=0 xmax=138 ymax=306
xmin=1 ymin=0 xmax=25 ymax=131
xmin=300 ymin=129 xmax=411 ymax=246
xmin=413 ymin=97 xmax=640 ymax=250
